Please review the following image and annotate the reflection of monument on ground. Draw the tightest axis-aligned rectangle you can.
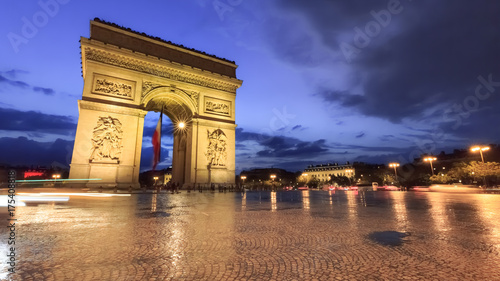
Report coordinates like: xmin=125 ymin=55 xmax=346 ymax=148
xmin=301 ymin=190 xmax=310 ymax=210
xmin=389 ymin=192 xmax=409 ymax=232
xmin=271 ymin=191 xmax=277 ymax=212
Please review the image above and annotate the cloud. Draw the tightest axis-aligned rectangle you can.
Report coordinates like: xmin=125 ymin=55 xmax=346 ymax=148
xmin=269 ymin=0 xmax=500 ymax=129
xmin=356 ymin=132 xmax=365 ymax=138
xmin=0 ymin=137 xmax=73 ymax=167
xmin=236 ymin=128 xmax=330 ymax=159
xmin=291 ymin=125 xmax=303 ymax=131
xmin=0 ymin=107 xmax=76 ymax=135
xmin=0 ymin=70 xmax=58 ymax=96
xmin=257 ymin=139 xmax=329 ymax=158
xmin=33 ymin=86 xmax=55 ymax=95
xmin=0 ymin=69 xmax=29 ymax=79
xmin=321 ymin=90 xmax=365 ymax=107
xmin=0 ymin=74 xmax=30 ymax=88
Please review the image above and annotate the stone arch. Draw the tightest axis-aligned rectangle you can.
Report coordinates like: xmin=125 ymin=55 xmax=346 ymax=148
xmin=68 ymin=19 xmax=242 ymax=188
xmin=141 ymin=86 xmax=198 ymax=117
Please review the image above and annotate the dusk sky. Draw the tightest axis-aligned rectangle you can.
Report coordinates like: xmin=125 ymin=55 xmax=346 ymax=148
xmin=1 ymin=0 xmax=500 ymax=172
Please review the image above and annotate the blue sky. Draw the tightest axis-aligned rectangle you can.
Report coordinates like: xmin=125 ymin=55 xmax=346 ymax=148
xmin=1 ymin=0 xmax=500 ymax=172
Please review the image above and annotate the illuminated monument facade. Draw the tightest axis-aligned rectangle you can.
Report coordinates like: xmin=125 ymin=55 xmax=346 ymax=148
xmin=69 ymin=19 xmax=242 ymax=188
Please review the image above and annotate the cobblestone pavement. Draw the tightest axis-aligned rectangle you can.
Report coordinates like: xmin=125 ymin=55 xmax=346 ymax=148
xmin=1 ymin=190 xmax=500 ymax=280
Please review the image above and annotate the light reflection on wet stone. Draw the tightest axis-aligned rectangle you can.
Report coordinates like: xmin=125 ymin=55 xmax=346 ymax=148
xmin=1 ymin=190 xmax=500 ymax=280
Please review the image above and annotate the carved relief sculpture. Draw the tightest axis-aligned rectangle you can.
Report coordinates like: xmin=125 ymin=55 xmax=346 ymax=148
xmin=204 ymin=97 xmax=231 ymax=116
xmin=205 ymin=129 xmax=227 ymax=167
xmin=205 ymin=101 xmax=230 ymax=115
xmin=90 ymin=116 xmax=123 ymax=162
xmin=92 ymin=74 xmax=135 ymax=100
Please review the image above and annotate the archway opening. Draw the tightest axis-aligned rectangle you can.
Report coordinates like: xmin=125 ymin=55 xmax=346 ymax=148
xmin=140 ymin=92 xmax=194 ymax=187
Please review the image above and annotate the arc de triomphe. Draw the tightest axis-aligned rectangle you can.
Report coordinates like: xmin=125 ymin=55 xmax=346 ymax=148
xmin=69 ymin=19 xmax=242 ymax=188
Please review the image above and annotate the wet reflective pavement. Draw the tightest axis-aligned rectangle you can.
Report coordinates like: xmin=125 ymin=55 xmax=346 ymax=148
xmin=2 ymin=190 xmax=500 ymax=280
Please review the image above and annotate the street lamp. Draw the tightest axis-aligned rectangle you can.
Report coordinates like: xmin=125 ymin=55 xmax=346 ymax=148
xmin=153 ymin=176 xmax=159 ymax=186
xmin=389 ymin=163 xmax=399 ymax=178
xmin=471 ymin=146 xmax=490 ymax=163
xmin=345 ymin=169 xmax=353 ymax=186
xmin=270 ymin=174 xmax=276 ymax=190
xmin=423 ymin=157 xmax=437 ymax=175
xmin=52 ymin=174 xmax=60 ymax=186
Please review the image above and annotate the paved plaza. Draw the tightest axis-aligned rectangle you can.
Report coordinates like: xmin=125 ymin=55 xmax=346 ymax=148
xmin=2 ymin=190 xmax=500 ymax=280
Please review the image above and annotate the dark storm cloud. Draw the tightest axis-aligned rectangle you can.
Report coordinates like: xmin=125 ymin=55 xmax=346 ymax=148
xmin=0 ymin=137 xmax=73 ymax=167
xmin=257 ymin=139 xmax=329 ymax=158
xmin=439 ymin=106 xmax=500 ymax=142
xmin=271 ymin=0 xmax=500 ymax=129
xmin=33 ymin=86 xmax=55 ymax=95
xmin=0 ymin=107 xmax=76 ymax=135
xmin=236 ymin=128 xmax=329 ymax=158
xmin=321 ymin=90 xmax=365 ymax=107
xmin=379 ymin=134 xmax=410 ymax=143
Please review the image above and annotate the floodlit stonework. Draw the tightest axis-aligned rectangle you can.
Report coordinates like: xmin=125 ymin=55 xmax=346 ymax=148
xmin=69 ymin=19 xmax=242 ymax=188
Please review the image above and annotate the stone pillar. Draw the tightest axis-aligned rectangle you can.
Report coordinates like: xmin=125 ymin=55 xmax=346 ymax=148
xmin=69 ymin=100 xmax=146 ymax=188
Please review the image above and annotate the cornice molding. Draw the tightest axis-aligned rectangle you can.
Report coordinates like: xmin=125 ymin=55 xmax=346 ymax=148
xmin=83 ymin=46 xmax=241 ymax=94
xmin=79 ymin=100 xmax=147 ymax=117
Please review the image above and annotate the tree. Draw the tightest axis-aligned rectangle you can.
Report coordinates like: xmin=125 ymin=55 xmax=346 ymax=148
xmin=307 ymin=177 xmax=320 ymax=188
xmin=330 ymin=175 xmax=351 ymax=187
xmin=435 ymin=161 xmax=500 ymax=186
xmin=429 ymin=174 xmax=454 ymax=184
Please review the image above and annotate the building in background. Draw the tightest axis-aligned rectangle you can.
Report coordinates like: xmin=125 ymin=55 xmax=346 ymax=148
xmin=301 ymin=163 xmax=355 ymax=183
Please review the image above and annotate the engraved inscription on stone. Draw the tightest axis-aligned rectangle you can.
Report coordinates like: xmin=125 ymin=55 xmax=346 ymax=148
xmin=204 ymin=97 xmax=231 ymax=116
xmin=92 ymin=74 xmax=135 ymax=100
xmin=90 ymin=116 xmax=123 ymax=163
xmin=205 ymin=129 xmax=227 ymax=167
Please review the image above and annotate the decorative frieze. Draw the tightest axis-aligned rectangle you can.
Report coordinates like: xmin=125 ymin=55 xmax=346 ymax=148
xmin=85 ymin=47 xmax=239 ymax=93
xmin=204 ymin=97 xmax=231 ymax=117
xmin=92 ymin=74 xmax=135 ymax=100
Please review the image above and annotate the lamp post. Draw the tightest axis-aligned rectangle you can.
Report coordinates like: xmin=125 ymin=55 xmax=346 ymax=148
xmin=240 ymin=175 xmax=246 ymax=189
xmin=345 ymin=169 xmax=353 ymax=186
xmin=153 ymin=176 xmax=159 ymax=186
xmin=52 ymin=174 xmax=60 ymax=186
xmin=423 ymin=157 xmax=437 ymax=175
xmin=471 ymin=146 xmax=490 ymax=163
xmin=270 ymin=174 xmax=276 ymax=190
xmin=388 ymin=163 xmax=399 ymax=178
